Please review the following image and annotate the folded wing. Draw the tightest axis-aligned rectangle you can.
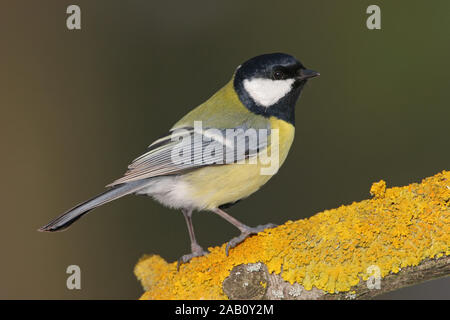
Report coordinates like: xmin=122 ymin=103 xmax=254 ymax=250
xmin=107 ymin=124 xmax=270 ymax=187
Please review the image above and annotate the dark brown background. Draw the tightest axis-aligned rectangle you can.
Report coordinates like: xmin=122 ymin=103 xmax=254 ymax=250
xmin=0 ymin=1 xmax=448 ymax=299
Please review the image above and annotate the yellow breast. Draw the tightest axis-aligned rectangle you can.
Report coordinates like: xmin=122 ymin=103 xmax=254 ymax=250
xmin=182 ymin=117 xmax=295 ymax=210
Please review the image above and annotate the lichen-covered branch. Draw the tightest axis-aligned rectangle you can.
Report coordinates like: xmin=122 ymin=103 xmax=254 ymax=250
xmin=134 ymin=171 xmax=450 ymax=299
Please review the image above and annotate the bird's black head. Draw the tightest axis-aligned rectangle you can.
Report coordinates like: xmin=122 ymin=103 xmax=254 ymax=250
xmin=234 ymin=53 xmax=319 ymax=125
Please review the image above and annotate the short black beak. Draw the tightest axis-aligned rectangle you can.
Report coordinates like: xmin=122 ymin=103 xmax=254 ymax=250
xmin=297 ymin=68 xmax=320 ymax=80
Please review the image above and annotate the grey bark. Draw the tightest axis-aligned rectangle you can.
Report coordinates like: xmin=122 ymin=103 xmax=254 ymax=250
xmin=222 ymin=255 xmax=450 ymax=300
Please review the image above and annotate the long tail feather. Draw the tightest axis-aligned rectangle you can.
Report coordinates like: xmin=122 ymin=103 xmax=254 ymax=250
xmin=38 ymin=180 xmax=148 ymax=232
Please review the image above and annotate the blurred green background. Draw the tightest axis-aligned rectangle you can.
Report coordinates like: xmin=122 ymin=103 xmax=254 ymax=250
xmin=0 ymin=0 xmax=448 ymax=299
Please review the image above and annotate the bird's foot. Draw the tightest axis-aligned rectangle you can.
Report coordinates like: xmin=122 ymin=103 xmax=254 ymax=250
xmin=225 ymin=223 xmax=277 ymax=256
xmin=177 ymin=243 xmax=208 ymax=270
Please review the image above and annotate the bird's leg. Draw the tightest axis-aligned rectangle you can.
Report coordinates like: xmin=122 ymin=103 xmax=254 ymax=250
xmin=177 ymin=209 xmax=208 ymax=270
xmin=212 ymin=208 xmax=277 ymax=256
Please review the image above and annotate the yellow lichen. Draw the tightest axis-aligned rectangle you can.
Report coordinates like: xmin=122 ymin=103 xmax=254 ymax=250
xmin=135 ymin=171 xmax=450 ymax=299
xmin=370 ymin=180 xmax=386 ymax=198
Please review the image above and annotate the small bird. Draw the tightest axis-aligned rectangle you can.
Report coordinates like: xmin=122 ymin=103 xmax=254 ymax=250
xmin=39 ymin=53 xmax=319 ymax=266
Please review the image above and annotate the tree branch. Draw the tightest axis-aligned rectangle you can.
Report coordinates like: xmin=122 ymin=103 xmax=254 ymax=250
xmin=135 ymin=171 xmax=450 ymax=299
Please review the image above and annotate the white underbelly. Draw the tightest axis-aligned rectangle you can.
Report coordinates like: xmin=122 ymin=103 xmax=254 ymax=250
xmin=135 ymin=176 xmax=199 ymax=210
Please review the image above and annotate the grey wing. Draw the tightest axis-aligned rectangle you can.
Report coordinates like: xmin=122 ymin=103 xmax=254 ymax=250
xmin=107 ymin=125 xmax=270 ymax=187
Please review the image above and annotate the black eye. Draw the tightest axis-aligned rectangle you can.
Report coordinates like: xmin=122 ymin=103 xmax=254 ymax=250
xmin=272 ymin=70 xmax=285 ymax=80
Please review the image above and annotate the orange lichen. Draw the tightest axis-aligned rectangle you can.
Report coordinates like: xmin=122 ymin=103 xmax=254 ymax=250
xmin=135 ymin=171 xmax=450 ymax=299
xmin=370 ymin=180 xmax=386 ymax=198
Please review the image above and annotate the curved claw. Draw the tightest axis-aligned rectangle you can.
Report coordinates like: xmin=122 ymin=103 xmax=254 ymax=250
xmin=177 ymin=248 xmax=208 ymax=271
xmin=225 ymin=223 xmax=278 ymax=256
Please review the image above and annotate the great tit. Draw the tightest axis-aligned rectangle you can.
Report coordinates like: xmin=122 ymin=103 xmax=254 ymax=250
xmin=39 ymin=53 xmax=319 ymax=265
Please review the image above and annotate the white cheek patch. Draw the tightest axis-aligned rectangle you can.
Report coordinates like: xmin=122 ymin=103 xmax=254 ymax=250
xmin=243 ymin=78 xmax=295 ymax=107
